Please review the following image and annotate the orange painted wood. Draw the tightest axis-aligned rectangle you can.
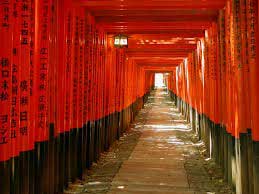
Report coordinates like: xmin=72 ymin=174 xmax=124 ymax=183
xmin=34 ymin=0 xmax=52 ymax=142
xmin=247 ymin=0 xmax=259 ymax=140
xmin=10 ymin=0 xmax=21 ymax=157
xmin=0 ymin=0 xmax=12 ymax=161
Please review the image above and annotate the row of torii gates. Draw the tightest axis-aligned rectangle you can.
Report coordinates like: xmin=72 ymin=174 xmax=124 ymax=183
xmin=0 ymin=0 xmax=259 ymax=193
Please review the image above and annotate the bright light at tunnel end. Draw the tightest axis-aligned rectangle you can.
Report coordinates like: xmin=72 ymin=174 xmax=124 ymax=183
xmin=155 ymin=73 xmax=166 ymax=88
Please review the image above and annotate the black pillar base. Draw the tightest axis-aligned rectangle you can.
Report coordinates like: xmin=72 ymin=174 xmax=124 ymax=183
xmin=253 ymin=141 xmax=259 ymax=194
xmin=0 ymin=159 xmax=10 ymax=194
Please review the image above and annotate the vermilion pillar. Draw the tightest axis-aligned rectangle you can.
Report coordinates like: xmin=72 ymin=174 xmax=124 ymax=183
xmin=248 ymin=0 xmax=259 ymax=140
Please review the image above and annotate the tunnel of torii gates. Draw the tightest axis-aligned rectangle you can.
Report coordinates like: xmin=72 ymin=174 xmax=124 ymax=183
xmin=0 ymin=0 xmax=259 ymax=193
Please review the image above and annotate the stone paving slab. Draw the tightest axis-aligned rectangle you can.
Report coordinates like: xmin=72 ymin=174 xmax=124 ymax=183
xmin=107 ymin=89 xmax=191 ymax=194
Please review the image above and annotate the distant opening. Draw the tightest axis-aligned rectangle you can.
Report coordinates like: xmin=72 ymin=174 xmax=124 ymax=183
xmin=155 ymin=73 xmax=166 ymax=88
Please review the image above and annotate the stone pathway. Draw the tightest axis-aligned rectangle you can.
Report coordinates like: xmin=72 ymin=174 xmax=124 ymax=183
xmin=64 ymin=89 xmax=233 ymax=194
